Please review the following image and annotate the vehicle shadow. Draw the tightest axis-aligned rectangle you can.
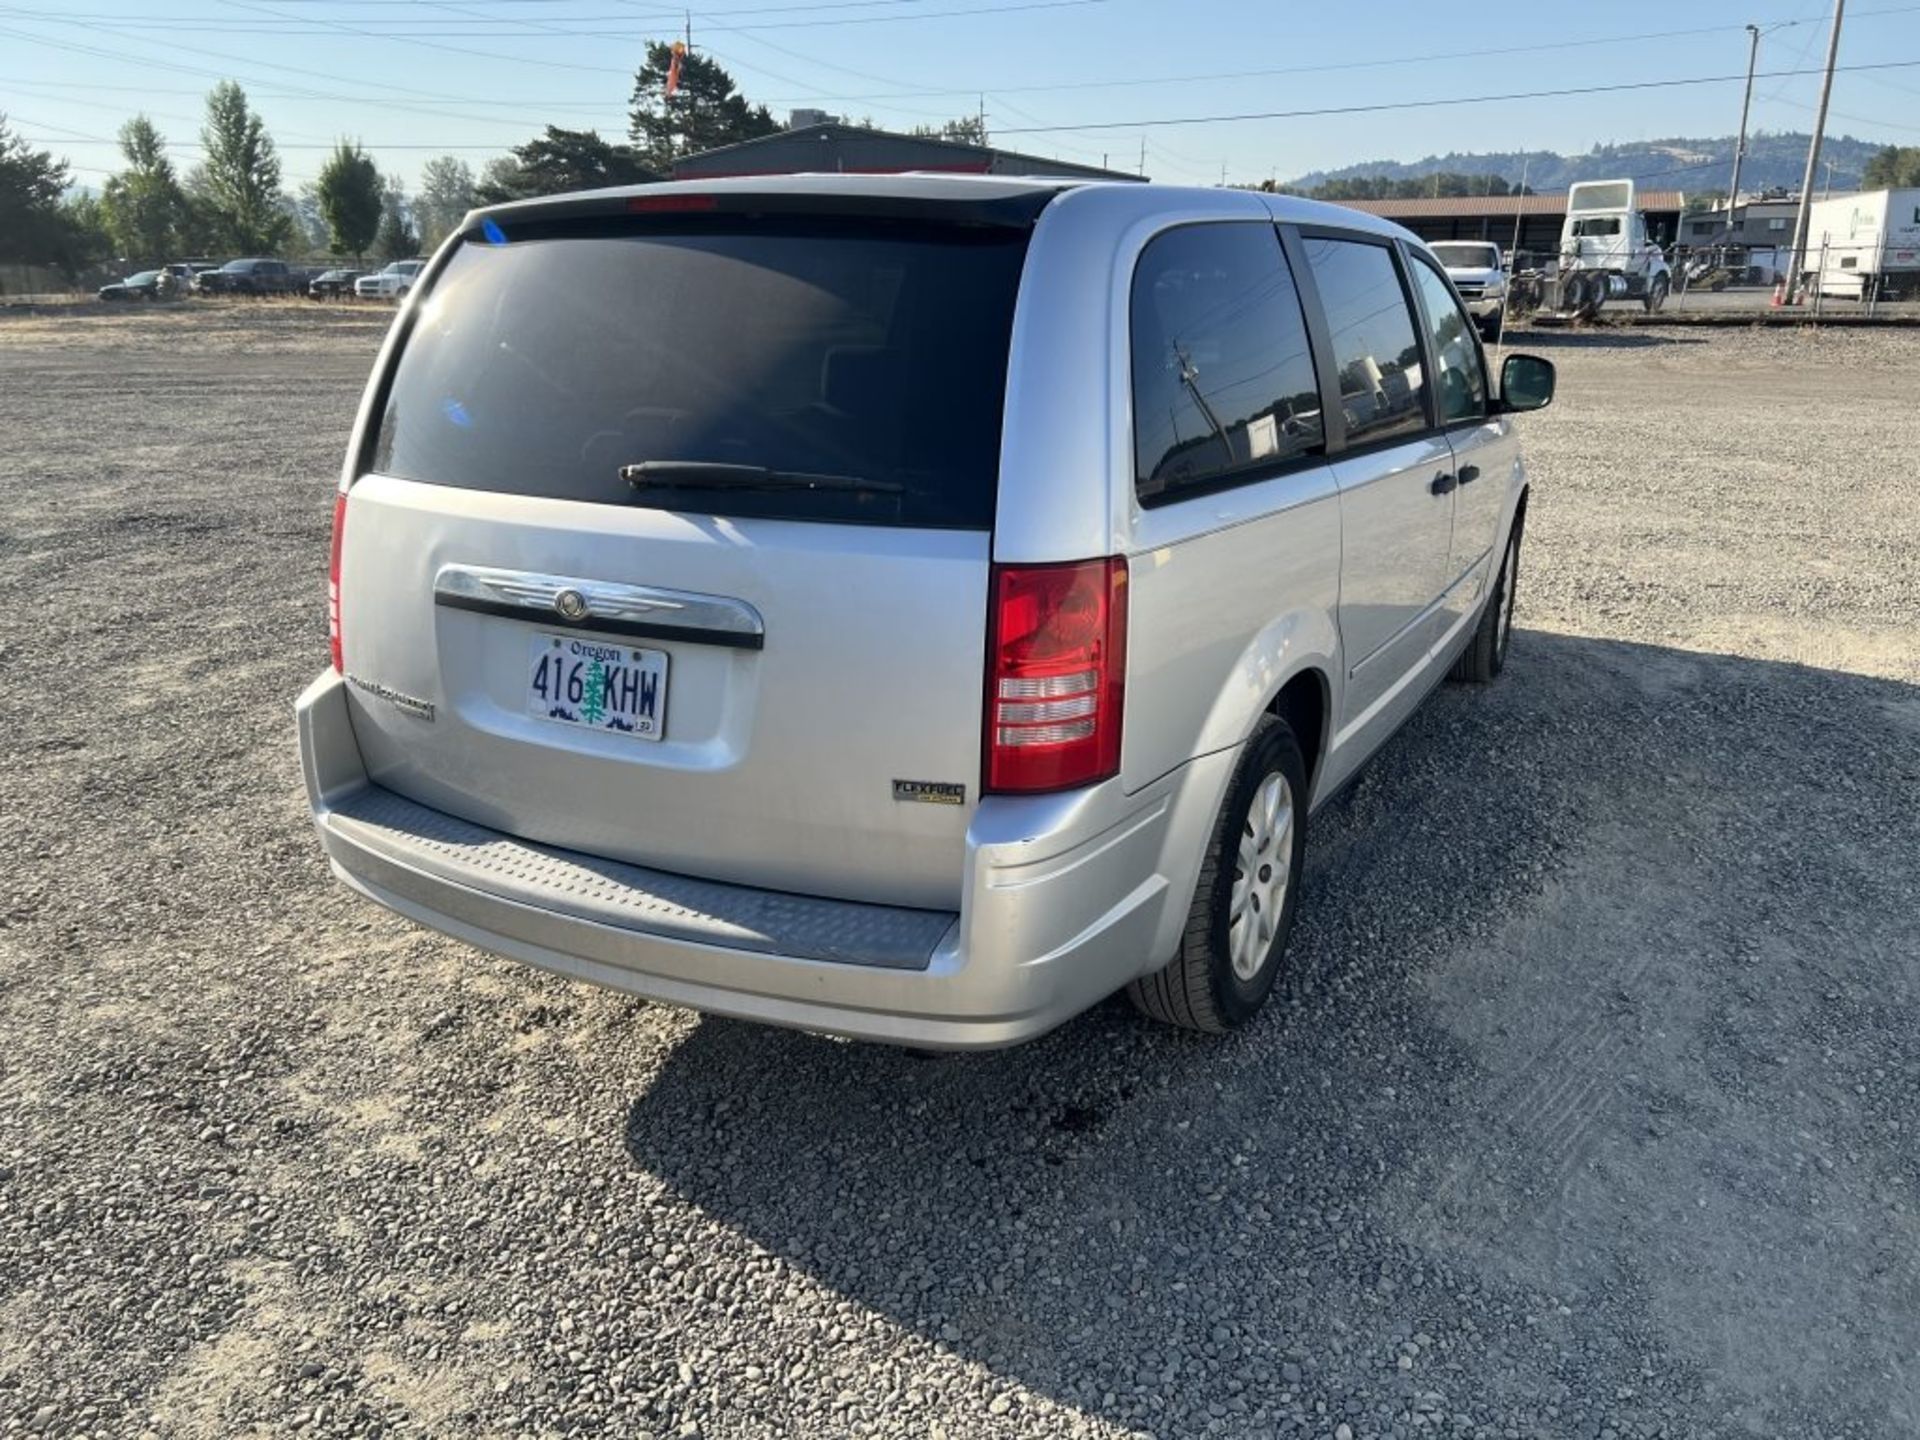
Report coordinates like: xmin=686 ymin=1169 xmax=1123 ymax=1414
xmin=620 ymin=631 xmax=1920 ymax=1434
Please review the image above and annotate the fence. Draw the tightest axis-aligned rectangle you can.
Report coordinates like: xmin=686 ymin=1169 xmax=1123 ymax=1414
xmin=1663 ymin=238 xmax=1917 ymax=317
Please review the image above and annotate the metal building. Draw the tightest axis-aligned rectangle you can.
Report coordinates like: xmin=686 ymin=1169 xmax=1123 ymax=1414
xmin=671 ymin=122 xmax=1142 ymax=184
xmin=1335 ymin=190 xmax=1688 ymax=258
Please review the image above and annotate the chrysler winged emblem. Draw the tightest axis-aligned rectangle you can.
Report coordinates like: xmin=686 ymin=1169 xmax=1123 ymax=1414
xmin=553 ymin=587 xmax=589 ymax=621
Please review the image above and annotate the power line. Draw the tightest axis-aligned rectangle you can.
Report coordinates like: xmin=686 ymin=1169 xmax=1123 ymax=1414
xmin=30 ymin=60 xmax=1920 ymax=155
xmin=13 ymin=3 xmax=1920 ymax=114
xmin=757 ymin=4 xmax=1920 ymax=104
xmin=0 ymin=18 xmax=629 ymax=119
xmin=988 ymin=59 xmax=1920 ymax=135
xmin=0 ymin=0 xmax=1107 ymax=34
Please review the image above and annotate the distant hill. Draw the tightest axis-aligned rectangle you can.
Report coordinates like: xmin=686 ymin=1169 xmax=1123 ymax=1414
xmin=1283 ymin=132 xmax=1890 ymax=198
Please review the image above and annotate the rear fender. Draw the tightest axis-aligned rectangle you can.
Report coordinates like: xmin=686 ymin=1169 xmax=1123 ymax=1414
xmin=1186 ymin=606 xmax=1341 ymax=797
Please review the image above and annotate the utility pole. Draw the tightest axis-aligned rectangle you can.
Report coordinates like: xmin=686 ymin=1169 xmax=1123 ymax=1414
xmin=1497 ymin=156 xmax=1530 ymax=362
xmin=1138 ymin=134 xmax=1146 ymax=178
xmin=1784 ymin=0 xmax=1846 ymax=304
xmin=1725 ymin=24 xmax=1761 ymax=241
xmin=1823 ymin=158 xmax=1837 ymax=198
xmin=977 ymin=92 xmax=986 ymax=142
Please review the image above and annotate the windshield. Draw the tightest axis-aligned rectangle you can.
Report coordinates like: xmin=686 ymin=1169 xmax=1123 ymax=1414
xmin=1430 ymin=243 xmax=1500 ymax=270
xmin=125 ymin=271 xmax=159 ymax=284
xmin=370 ymin=217 xmax=1028 ymax=528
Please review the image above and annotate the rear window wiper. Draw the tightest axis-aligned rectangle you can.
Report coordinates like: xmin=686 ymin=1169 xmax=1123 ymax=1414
xmin=619 ymin=461 xmax=903 ymax=495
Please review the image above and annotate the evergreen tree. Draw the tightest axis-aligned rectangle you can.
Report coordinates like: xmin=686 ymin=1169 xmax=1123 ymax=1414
xmin=316 ymin=142 xmax=382 ymax=260
xmin=375 ymin=179 xmax=419 ymax=261
xmin=0 ymin=114 xmax=100 ymax=279
xmin=473 ymin=128 xmax=654 ymax=203
xmin=628 ymin=43 xmax=777 ymax=172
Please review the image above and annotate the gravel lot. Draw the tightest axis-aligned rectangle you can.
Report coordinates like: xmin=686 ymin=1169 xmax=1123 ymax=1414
xmin=2 ymin=305 xmax=1917 ymax=1440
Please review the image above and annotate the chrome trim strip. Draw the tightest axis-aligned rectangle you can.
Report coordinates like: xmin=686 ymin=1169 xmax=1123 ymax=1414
xmin=433 ymin=565 xmax=765 ymax=651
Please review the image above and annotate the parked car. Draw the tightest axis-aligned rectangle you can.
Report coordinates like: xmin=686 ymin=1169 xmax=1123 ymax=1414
xmin=298 ymin=176 xmax=1555 ymax=1049
xmin=98 ymin=270 xmax=172 ymax=302
xmin=194 ymin=258 xmax=297 ymax=295
xmin=1430 ymin=240 xmax=1508 ymax=339
xmin=353 ymin=260 xmax=423 ymax=301
xmin=308 ymin=267 xmax=364 ymax=299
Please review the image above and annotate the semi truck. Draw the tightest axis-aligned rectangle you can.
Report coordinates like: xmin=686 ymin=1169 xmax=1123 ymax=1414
xmin=1509 ymin=178 xmax=1673 ymax=321
xmin=1804 ymin=188 xmax=1920 ymax=301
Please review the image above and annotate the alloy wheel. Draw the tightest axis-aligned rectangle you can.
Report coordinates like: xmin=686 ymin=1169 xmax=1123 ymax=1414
xmin=1228 ymin=771 xmax=1295 ymax=982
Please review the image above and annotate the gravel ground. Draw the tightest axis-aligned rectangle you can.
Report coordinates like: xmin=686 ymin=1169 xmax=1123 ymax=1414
xmin=1 ymin=307 xmax=1917 ymax=1440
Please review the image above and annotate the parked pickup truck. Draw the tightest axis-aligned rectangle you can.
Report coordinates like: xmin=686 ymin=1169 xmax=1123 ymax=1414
xmin=194 ymin=258 xmax=298 ymax=296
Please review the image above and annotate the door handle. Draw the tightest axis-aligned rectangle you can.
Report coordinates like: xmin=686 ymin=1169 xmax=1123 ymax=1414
xmin=1458 ymin=464 xmax=1481 ymax=484
xmin=1430 ymin=472 xmax=1458 ymax=496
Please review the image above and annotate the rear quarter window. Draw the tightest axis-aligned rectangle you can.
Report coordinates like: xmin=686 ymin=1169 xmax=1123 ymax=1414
xmin=1129 ymin=222 xmax=1325 ymax=506
xmin=369 ymin=219 xmax=1029 ymax=529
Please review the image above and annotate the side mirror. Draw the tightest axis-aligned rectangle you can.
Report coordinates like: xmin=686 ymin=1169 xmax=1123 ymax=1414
xmin=1499 ymin=353 xmax=1556 ymax=413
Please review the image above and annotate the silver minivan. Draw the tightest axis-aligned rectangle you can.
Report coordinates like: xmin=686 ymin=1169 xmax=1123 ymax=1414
xmin=297 ymin=175 xmax=1554 ymax=1049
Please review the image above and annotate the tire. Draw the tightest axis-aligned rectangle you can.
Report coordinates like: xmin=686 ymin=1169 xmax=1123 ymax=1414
xmin=1644 ymin=274 xmax=1670 ymax=313
xmin=1127 ymin=716 xmax=1308 ymax=1034
xmin=1450 ymin=512 xmax=1522 ymax=684
xmin=1479 ymin=310 xmax=1504 ymax=343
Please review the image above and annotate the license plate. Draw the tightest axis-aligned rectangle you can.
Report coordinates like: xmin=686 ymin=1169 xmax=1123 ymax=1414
xmin=526 ymin=633 xmax=668 ymax=740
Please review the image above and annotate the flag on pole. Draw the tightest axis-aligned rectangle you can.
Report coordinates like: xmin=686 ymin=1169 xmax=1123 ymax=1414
xmin=665 ymin=41 xmax=687 ymax=99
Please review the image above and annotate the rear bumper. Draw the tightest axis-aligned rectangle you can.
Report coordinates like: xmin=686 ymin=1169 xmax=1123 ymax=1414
xmin=296 ymin=671 xmax=1230 ymax=1048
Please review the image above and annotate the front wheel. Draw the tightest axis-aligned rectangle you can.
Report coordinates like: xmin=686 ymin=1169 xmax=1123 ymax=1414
xmin=1128 ymin=716 xmax=1308 ymax=1034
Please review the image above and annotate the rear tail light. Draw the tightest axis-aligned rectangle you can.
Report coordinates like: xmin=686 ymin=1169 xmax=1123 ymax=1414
xmin=327 ymin=491 xmax=347 ymax=672
xmin=984 ymin=557 xmax=1128 ymax=794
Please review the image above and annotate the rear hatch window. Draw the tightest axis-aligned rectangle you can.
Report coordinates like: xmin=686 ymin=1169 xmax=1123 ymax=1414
xmin=371 ymin=218 xmax=1029 ymax=528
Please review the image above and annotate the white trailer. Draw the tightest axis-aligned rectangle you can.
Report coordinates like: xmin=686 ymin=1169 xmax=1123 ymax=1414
xmin=1806 ymin=188 xmax=1920 ymax=300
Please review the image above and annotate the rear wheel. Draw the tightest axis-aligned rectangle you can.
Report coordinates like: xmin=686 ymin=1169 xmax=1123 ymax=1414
xmin=1451 ymin=513 xmax=1522 ymax=683
xmin=1128 ymin=716 xmax=1307 ymax=1034
xmin=1644 ymin=273 xmax=1670 ymax=313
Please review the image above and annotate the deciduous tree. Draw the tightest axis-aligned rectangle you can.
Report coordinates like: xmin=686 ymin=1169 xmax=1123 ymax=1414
xmin=1862 ymin=145 xmax=1920 ymax=189
xmin=415 ymin=155 xmax=475 ymax=248
xmin=912 ymin=115 xmax=988 ymax=146
xmin=196 ymin=81 xmax=291 ymax=253
xmin=101 ymin=115 xmax=188 ymax=262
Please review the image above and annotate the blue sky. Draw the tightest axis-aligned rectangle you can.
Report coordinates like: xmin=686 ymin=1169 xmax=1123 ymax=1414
xmin=5 ymin=0 xmax=1919 ymax=193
